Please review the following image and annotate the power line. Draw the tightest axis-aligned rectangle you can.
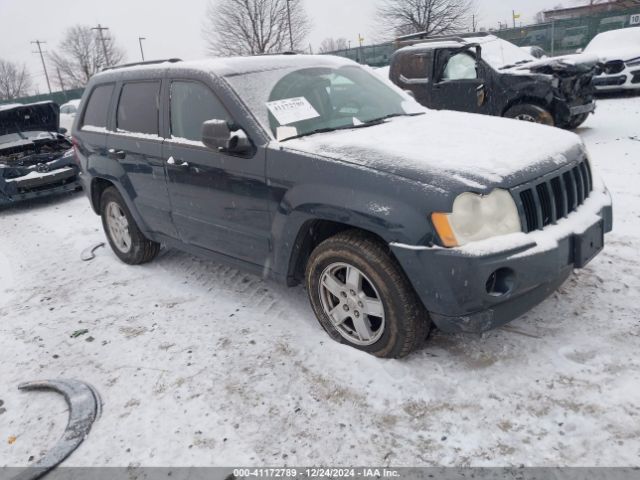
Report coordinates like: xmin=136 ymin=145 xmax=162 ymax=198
xmin=31 ymin=40 xmax=52 ymax=94
xmin=92 ymin=24 xmax=111 ymax=67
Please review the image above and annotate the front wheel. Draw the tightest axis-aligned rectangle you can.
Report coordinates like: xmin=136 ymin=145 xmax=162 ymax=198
xmin=305 ymin=230 xmax=431 ymax=358
xmin=100 ymin=187 xmax=160 ymax=265
xmin=504 ymin=104 xmax=555 ymax=126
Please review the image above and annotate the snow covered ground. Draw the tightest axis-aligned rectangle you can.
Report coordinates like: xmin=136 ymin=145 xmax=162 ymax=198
xmin=1 ymin=97 xmax=639 ymax=467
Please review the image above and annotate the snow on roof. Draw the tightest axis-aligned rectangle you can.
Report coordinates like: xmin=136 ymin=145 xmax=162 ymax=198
xmin=398 ymin=40 xmax=468 ymax=52
xmin=94 ymin=55 xmax=356 ymax=80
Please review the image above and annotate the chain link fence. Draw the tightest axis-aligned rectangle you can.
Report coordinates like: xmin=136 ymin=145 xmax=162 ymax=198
xmin=327 ymin=8 xmax=640 ymax=66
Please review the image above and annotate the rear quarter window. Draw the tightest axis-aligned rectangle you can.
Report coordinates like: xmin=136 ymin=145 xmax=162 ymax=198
xmin=116 ymin=82 xmax=161 ymax=136
xmin=81 ymin=84 xmax=114 ymax=128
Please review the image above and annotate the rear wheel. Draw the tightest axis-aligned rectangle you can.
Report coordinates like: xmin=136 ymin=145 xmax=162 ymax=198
xmin=100 ymin=187 xmax=160 ymax=265
xmin=504 ymin=104 xmax=555 ymax=126
xmin=305 ymin=230 xmax=431 ymax=358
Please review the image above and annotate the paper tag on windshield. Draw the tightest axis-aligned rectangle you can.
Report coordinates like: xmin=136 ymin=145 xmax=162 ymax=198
xmin=266 ymin=97 xmax=320 ymax=125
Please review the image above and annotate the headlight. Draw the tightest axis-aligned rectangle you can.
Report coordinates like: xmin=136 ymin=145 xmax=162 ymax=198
xmin=432 ymin=189 xmax=522 ymax=247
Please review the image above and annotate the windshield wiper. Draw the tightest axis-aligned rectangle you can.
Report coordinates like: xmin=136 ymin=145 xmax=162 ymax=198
xmin=362 ymin=111 xmax=425 ymax=125
xmin=280 ymin=112 xmax=425 ymax=141
xmin=500 ymin=59 xmax=534 ymax=70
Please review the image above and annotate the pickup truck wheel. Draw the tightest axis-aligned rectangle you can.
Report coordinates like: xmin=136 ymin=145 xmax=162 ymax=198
xmin=100 ymin=187 xmax=160 ymax=265
xmin=306 ymin=230 xmax=431 ymax=358
xmin=504 ymin=104 xmax=555 ymax=126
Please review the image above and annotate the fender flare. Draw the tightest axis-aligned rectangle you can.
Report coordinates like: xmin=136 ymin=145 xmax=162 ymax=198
xmin=12 ymin=379 xmax=101 ymax=480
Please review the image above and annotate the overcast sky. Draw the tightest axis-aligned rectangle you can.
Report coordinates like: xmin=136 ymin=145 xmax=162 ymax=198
xmin=0 ymin=0 xmax=571 ymax=93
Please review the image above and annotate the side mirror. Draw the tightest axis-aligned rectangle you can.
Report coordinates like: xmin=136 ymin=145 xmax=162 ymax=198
xmin=202 ymin=119 xmax=252 ymax=154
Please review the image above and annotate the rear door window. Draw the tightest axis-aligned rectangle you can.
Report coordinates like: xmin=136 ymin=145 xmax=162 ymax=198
xmin=82 ymin=84 xmax=114 ymax=128
xmin=116 ymin=82 xmax=161 ymax=136
xmin=400 ymin=53 xmax=429 ymax=80
xmin=170 ymin=81 xmax=231 ymax=142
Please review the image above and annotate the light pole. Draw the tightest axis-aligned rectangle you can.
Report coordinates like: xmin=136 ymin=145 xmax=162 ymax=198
xmin=286 ymin=0 xmax=294 ymax=51
xmin=139 ymin=37 xmax=146 ymax=61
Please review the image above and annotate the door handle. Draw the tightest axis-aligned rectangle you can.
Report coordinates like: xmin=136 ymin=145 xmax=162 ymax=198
xmin=167 ymin=156 xmax=189 ymax=168
xmin=108 ymin=148 xmax=126 ymax=160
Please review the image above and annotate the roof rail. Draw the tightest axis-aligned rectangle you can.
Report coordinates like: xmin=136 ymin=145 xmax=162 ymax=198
xmin=102 ymin=58 xmax=182 ymax=72
xmin=396 ymin=31 xmax=491 ymax=42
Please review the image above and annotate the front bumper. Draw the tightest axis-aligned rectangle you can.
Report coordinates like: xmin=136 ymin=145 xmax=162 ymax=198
xmin=391 ymin=189 xmax=613 ymax=334
xmin=569 ymin=101 xmax=596 ymax=116
xmin=593 ymin=69 xmax=640 ymax=90
xmin=0 ymin=167 xmax=81 ymax=205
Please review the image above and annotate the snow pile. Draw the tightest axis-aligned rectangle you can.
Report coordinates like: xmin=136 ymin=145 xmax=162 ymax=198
xmin=0 ymin=97 xmax=639 ymax=467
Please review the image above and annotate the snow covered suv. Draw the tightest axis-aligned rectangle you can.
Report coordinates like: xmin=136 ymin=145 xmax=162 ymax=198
xmin=583 ymin=27 xmax=640 ymax=91
xmin=73 ymin=56 xmax=613 ymax=358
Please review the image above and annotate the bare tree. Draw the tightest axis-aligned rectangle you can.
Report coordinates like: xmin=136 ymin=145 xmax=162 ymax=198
xmin=48 ymin=25 xmax=125 ymax=89
xmin=203 ymin=0 xmax=310 ymax=56
xmin=377 ymin=0 xmax=475 ymax=38
xmin=318 ymin=38 xmax=350 ymax=53
xmin=0 ymin=59 xmax=32 ymax=100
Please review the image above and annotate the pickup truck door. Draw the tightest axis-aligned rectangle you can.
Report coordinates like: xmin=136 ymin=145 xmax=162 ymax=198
xmin=430 ymin=49 xmax=487 ymax=114
xmin=162 ymin=79 xmax=271 ymax=266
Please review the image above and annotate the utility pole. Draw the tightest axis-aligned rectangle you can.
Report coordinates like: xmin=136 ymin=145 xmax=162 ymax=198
xmin=31 ymin=40 xmax=52 ymax=94
xmin=92 ymin=24 xmax=111 ymax=67
xmin=472 ymin=14 xmax=477 ymax=32
xmin=138 ymin=37 xmax=146 ymax=61
xmin=286 ymin=0 xmax=294 ymax=51
xmin=56 ymin=68 xmax=65 ymax=93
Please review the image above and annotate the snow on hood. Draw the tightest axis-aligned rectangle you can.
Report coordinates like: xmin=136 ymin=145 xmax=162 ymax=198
xmin=281 ymin=111 xmax=583 ymax=190
xmin=585 ymin=48 xmax=640 ymax=63
xmin=509 ymin=53 xmax=600 ymax=74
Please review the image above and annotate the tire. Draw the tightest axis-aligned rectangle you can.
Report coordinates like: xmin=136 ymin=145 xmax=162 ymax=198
xmin=100 ymin=186 xmax=160 ymax=265
xmin=504 ymin=104 xmax=555 ymax=126
xmin=564 ymin=113 xmax=589 ymax=130
xmin=305 ymin=230 xmax=431 ymax=358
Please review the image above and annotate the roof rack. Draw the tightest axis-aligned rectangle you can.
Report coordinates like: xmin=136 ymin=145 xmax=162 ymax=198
xmin=102 ymin=58 xmax=182 ymax=72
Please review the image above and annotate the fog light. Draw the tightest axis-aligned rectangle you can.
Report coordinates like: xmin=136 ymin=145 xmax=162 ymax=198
xmin=486 ymin=268 xmax=515 ymax=297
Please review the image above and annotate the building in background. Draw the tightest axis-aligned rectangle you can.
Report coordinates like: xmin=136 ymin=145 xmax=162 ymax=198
xmin=542 ymin=0 xmax=640 ymax=22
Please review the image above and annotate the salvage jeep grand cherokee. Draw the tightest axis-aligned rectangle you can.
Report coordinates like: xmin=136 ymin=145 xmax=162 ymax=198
xmin=73 ymin=56 xmax=613 ymax=358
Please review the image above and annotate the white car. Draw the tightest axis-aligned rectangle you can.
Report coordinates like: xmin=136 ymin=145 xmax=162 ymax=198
xmin=59 ymin=99 xmax=82 ymax=133
xmin=584 ymin=27 xmax=640 ymax=91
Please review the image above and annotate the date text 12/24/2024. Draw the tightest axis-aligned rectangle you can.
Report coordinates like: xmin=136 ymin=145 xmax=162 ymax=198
xmin=232 ymin=468 xmax=400 ymax=478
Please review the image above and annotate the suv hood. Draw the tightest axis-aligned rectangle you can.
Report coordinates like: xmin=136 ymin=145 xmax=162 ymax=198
xmin=0 ymin=101 xmax=60 ymax=137
xmin=282 ymin=111 xmax=584 ymax=191
xmin=510 ymin=53 xmax=600 ymax=75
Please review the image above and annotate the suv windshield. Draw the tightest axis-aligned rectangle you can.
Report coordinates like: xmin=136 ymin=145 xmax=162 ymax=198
xmin=224 ymin=64 xmax=424 ymax=141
